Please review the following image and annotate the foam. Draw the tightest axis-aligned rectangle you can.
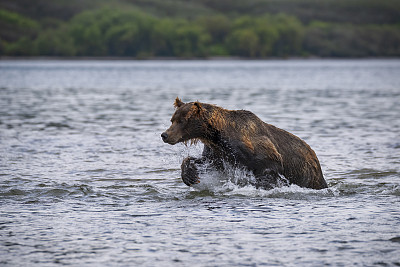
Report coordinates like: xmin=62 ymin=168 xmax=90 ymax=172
xmin=180 ymin=144 xmax=337 ymax=198
xmin=191 ymin=163 xmax=338 ymax=199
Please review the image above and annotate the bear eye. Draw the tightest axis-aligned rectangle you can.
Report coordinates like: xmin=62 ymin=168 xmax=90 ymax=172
xmin=171 ymin=117 xmax=183 ymax=124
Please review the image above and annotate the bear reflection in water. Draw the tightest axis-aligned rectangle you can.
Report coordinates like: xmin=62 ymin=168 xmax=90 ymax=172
xmin=161 ymin=97 xmax=328 ymax=190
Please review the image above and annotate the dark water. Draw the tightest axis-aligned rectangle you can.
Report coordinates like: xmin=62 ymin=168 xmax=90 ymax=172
xmin=1 ymin=59 xmax=400 ymax=266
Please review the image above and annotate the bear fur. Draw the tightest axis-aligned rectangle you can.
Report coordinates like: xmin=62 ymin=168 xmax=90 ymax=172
xmin=161 ymin=97 xmax=328 ymax=190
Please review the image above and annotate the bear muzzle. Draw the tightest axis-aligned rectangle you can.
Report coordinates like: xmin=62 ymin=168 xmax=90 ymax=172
xmin=161 ymin=131 xmax=180 ymax=145
xmin=161 ymin=132 xmax=169 ymax=142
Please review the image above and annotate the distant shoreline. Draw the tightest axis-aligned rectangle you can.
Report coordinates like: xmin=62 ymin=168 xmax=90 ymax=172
xmin=1 ymin=56 xmax=399 ymax=61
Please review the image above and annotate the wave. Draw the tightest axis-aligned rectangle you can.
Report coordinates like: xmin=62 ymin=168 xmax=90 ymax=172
xmin=189 ymin=163 xmax=338 ymax=199
xmin=0 ymin=183 xmax=95 ymax=203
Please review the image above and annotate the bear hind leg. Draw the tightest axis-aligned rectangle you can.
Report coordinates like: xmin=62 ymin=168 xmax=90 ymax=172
xmin=255 ymin=169 xmax=289 ymax=190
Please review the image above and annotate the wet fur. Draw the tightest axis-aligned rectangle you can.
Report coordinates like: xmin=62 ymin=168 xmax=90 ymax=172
xmin=163 ymin=97 xmax=328 ymax=190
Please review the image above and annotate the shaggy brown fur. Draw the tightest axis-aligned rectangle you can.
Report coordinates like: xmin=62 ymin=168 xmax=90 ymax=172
xmin=162 ymin=97 xmax=328 ymax=190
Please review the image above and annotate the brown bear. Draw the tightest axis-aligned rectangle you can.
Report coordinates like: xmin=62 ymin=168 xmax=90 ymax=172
xmin=161 ymin=97 xmax=328 ymax=190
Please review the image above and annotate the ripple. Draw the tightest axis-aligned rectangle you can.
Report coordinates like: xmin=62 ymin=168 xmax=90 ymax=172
xmin=382 ymin=186 xmax=400 ymax=196
xmin=1 ymin=188 xmax=27 ymax=196
xmin=44 ymin=122 xmax=73 ymax=129
xmin=352 ymin=169 xmax=399 ymax=179
xmin=389 ymin=236 xmax=400 ymax=243
xmin=123 ymin=213 xmax=162 ymax=218
xmin=40 ymin=188 xmax=70 ymax=197
xmin=0 ymin=183 xmax=96 ymax=202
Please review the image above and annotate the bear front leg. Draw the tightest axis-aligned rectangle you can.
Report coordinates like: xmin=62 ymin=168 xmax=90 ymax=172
xmin=181 ymin=157 xmax=201 ymax=186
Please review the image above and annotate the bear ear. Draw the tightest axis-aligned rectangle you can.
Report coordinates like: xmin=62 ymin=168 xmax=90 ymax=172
xmin=185 ymin=101 xmax=204 ymax=119
xmin=174 ymin=97 xmax=184 ymax=108
xmin=192 ymin=101 xmax=203 ymax=114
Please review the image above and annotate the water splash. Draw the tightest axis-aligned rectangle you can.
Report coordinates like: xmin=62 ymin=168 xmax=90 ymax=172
xmin=190 ymin=161 xmax=337 ymax=199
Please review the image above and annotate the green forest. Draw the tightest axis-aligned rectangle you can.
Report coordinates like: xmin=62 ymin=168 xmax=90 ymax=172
xmin=1 ymin=0 xmax=400 ymax=58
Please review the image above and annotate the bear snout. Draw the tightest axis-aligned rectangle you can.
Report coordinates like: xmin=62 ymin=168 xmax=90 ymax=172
xmin=161 ymin=131 xmax=181 ymax=145
xmin=161 ymin=132 xmax=168 ymax=142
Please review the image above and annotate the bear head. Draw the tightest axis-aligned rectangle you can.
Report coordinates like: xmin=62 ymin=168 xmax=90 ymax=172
xmin=161 ymin=97 xmax=206 ymax=145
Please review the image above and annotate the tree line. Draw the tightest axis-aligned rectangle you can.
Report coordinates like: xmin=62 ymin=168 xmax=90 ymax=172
xmin=1 ymin=6 xmax=399 ymax=58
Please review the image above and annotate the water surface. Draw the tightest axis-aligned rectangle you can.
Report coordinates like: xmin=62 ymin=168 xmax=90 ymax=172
xmin=1 ymin=59 xmax=400 ymax=266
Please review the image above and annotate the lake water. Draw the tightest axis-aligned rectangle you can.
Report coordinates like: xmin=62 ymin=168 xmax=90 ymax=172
xmin=1 ymin=59 xmax=399 ymax=266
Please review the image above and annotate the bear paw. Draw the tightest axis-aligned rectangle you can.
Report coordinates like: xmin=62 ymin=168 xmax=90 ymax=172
xmin=181 ymin=157 xmax=201 ymax=186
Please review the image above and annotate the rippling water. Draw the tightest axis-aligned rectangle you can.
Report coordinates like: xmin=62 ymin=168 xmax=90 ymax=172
xmin=1 ymin=59 xmax=399 ymax=266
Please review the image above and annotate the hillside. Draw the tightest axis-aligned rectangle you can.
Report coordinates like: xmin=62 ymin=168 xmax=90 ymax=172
xmin=1 ymin=0 xmax=399 ymax=58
